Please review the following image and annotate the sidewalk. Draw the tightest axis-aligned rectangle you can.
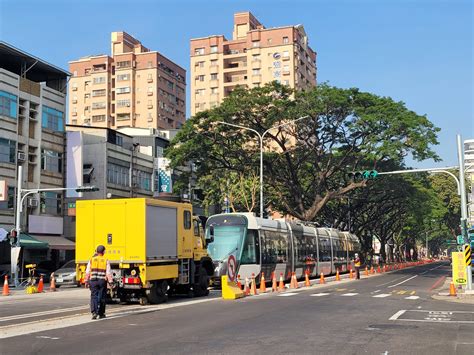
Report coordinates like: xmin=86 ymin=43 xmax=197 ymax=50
xmin=1 ymin=285 xmax=88 ymax=301
xmin=432 ymin=277 xmax=474 ymax=304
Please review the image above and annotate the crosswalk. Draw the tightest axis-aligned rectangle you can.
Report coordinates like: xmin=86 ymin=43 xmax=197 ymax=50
xmin=277 ymin=289 xmax=421 ymax=301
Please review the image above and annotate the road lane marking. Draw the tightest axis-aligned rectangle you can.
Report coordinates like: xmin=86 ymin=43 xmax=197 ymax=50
xmin=389 ymin=310 xmax=406 ymax=320
xmin=0 ymin=306 xmax=89 ymax=322
xmin=341 ymin=293 xmax=358 ymax=296
xmin=387 ymin=275 xmax=417 ymax=288
xmin=310 ymin=293 xmax=330 ymax=297
xmin=410 ymin=291 xmax=416 ymax=295
xmin=335 ymin=288 xmax=347 ymax=292
xmin=278 ymin=293 xmax=298 ymax=297
xmin=372 ymin=290 xmax=381 ymax=293
xmin=405 ymin=296 xmax=420 ymax=300
xmin=376 ymin=276 xmax=407 ymax=287
xmin=397 ymin=291 xmax=407 ymax=295
xmin=372 ymin=294 xmax=391 ymax=298
xmin=390 ymin=309 xmax=474 ymax=324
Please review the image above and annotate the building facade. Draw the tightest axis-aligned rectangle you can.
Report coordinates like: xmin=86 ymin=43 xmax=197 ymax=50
xmin=68 ymin=32 xmax=186 ymax=130
xmin=190 ymin=12 xmax=317 ymax=116
xmin=465 ymin=139 xmax=474 ymax=227
xmin=0 ymin=41 xmax=72 ymax=270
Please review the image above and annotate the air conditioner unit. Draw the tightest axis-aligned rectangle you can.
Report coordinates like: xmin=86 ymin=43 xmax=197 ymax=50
xmin=17 ymin=151 xmax=26 ymax=162
xmin=28 ymin=198 xmax=39 ymax=207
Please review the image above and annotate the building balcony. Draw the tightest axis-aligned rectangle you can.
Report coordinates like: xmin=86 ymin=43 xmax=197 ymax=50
xmin=223 ymin=51 xmax=247 ymax=59
xmin=223 ymin=75 xmax=247 ymax=86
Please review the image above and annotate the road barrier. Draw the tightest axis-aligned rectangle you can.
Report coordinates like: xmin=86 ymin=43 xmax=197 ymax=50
xmin=221 ymin=275 xmax=244 ymax=300
xmin=2 ymin=275 xmax=9 ymax=296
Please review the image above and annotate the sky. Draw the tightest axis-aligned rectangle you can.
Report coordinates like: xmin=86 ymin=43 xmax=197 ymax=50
xmin=0 ymin=0 xmax=472 ymax=168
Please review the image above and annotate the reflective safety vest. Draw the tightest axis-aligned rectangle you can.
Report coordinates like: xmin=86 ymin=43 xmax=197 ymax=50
xmin=355 ymin=258 xmax=361 ymax=267
xmin=89 ymin=255 xmax=107 ymax=281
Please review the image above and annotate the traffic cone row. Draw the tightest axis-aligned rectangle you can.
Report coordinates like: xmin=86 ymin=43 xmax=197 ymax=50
xmin=2 ymin=275 xmax=9 ymax=296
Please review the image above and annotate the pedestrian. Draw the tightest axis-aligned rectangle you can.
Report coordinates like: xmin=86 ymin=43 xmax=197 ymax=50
xmin=85 ymin=245 xmax=112 ymax=320
xmin=354 ymin=253 xmax=361 ymax=280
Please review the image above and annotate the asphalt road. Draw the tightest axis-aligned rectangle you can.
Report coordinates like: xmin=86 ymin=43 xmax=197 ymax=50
xmin=1 ymin=261 xmax=473 ymax=355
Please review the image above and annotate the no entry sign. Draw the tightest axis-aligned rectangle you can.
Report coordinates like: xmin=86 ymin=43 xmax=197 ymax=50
xmin=227 ymin=255 xmax=236 ymax=282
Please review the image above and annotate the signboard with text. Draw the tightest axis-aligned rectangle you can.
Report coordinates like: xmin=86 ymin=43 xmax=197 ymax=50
xmin=452 ymin=252 xmax=467 ymax=285
xmin=0 ymin=181 xmax=7 ymax=202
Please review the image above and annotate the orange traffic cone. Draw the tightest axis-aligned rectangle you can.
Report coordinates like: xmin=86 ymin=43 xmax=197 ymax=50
xmin=335 ymin=269 xmax=341 ymax=281
xmin=244 ymin=277 xmax=250 ymax=296
xmin=292 ymin=272 xmax=299 ymax=289
xmin=449 ymin=282 xmax=457 ymax=296
xmin=37 ymin=275 xmax=44 ymax=293
xmin=49 ymin=273 xmax=56 ymax=292
xmin=271 ymin=272 xmax=278 ymax=292
xmin=365 ymin=266 xmax=369 ymax=276
xmin=260 ymin=273 xmax=266 ymax=293
xmin=304 ymin=270 xmax=311 ymax=287
xmin=349 ymin=269 xmax=354 ymax=279
xmin=278 ymin=273 xmax=285 ymax=292
xmin=377 ymin=265 xmax=381 ymax=273
xmin=250 ymin=273 xmax=258 ymax=295
xmin=370 ymin=266 xmax=375 ymax=274
xmin=237 ymin=274 xmax=242 ymax=289
xmin=2 ymin=275 xmax=10 ymax=296
xmin=319 ymin=272 xmax=325 ymax=284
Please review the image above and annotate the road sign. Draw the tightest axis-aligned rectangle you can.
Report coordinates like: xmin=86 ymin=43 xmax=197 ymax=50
xmin=464 ymin=244 xmax=472 ymax=266
xmin=227 ymin=255 xmax=236 ymax=282
xmin=457 ymin=235 xmax=464 ymax=245
xmin=452 ymin=252 xmax=467 ymax=285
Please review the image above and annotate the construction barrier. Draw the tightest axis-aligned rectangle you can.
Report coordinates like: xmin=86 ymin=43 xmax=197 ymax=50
xmin=221 ymin=275 xmax=245 ymax=300
xmin=2 ymin=275 xmax=9 ymax=296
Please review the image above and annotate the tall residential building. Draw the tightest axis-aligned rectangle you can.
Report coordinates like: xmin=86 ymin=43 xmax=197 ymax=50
xmin=68 ymin=32 xmax=186 ymax=130
xmin=190 ymin=12 xmax=317 ymax=116
xmin=465 ymin=139 xmax=474 ymax=227
xmin=0 ymin=41 xmax=72 ymax=268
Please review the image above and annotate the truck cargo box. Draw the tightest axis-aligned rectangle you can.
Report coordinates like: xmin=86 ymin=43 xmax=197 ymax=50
xmin=76 ymin=198 xmax=193 ymax=264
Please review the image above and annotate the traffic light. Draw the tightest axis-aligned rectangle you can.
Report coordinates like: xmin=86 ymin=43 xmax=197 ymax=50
xmin=348 ymin=170 xmax=378 ymax=181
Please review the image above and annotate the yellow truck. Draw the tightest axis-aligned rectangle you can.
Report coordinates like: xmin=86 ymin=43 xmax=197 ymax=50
xmin=75 ymin=198 xmax=213 ymax=304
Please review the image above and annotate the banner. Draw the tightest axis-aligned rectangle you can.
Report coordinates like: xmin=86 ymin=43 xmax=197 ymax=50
xmin=156 ymin=158 xmax=172 ymax=193
xmin=452 ymin=252 xmax=467 ymax=285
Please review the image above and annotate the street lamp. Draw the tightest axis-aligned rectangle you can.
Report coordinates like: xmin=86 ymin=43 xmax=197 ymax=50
xmin=216 ymin=115 xmax=309 ymax=218
xmin=12 ymin=165 xmax=98 ymax=286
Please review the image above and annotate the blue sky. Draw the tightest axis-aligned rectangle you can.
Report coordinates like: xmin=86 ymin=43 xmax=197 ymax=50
xmin=1 ymin=0 xmax=472 ymax=168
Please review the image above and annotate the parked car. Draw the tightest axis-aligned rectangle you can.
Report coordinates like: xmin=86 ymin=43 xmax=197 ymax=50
xmin=53 ymin=260 xmax=79 ymax=287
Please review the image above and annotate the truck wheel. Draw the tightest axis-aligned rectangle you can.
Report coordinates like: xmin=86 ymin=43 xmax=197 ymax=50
xmin=193 ymin=268 xmax=209 ymax=297
xmin=146 ymin=280 xmax=168 ymax=304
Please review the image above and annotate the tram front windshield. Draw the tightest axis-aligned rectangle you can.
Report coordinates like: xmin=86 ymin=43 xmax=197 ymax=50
xmin=206 ymin=215 xmax=247 ymax=261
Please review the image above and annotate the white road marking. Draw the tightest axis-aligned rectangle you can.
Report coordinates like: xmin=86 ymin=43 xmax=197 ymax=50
xmin=372 ymin=290 xmax=381 ymax=293
xmin=310 ymin=293 xmax=330 ymax=297
xmin=36 ymin=335 xmax=60 ymax=340
xmin=389 ymin=310 xmax=406 ymax=320
xmin=0 ymin=306 xmax=89 ymax=322
xmin=387 ymin=275 xmax=417 ymax=288
xmin=376 ymin=276 xmax=407 ymax=287
xmin=278 ymin=293 xmax=298 ymax=297
xmin=372 ymin=294 xmax=391 ymax=298
xmin=341 ymin=293 xmax=358 ymax=296
xmin=405 ymin=296 xmax=420 ymax=300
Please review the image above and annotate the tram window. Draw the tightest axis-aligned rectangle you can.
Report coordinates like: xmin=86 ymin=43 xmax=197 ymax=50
xmin=318 ymin=238 xmax=331 ymax=262
xmin=241 ymin=230 xmax=259 ymax=264
xmin=295 ymin=234 xmax=316 ymax=265
xmin=261 ymin=230 xmax=288 ymax=264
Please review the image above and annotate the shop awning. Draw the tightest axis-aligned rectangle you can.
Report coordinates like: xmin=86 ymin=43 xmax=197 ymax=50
xmin=32 ymin=235 xmax=75 ymax=250
xmin=19 ymin=233 xmax=49 ymax=249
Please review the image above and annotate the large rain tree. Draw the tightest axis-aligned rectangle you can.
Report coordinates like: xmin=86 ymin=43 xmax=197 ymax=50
xmin=166 ymin=82 xmax=439 ymax=220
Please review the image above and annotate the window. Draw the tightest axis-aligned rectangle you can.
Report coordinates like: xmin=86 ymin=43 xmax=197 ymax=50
xmin=117 ymin=74 xmax=129 ymax=81
xmin=92 ymin=115 xmax=106 ymax=122
xmin=240 ymin=230 xmax=259 ymax=265
xmin=283 ymin=50 xmax=289 ymax=58
xmin=116 ymin=113 xmax=130 ymax=121
xmin=252 ymin=54 xmax=260 ymax=62
xmin=210 ymin=45 xmax=218 ymax=53
xmin=93 ymin=77 xmax=106 ymax=84
xmin=116 ymin=61 xmax=131 ymax=68
xmin=117 ymin=99 xmax=130 ymax=108
xmin=210 ymin=60 xmax=218 ymax=67
xmin=211 ymin=87 xmax=218 ymax=94
xmin=195 ymin=89 xmax=205 ymax=96
xmin=261 ymin=230 xmax=288 ymax=264
xmin=196 ymin=75 xmax=205 ymax=82
xmin=147 ymin=73 xmax=153 ymax=81
xmin=41 ymin=149 xmax=62 ymax=173
xmin=92 ymin=102 xmax=106 ymax=110
xmin=134 ymin=169 xmax=152 ymax=191
xmin=40 ymin=192 xmax=62 ymax=215
xmin=107 ymin=162 xmax=129 ymax=186
xmin=116 ymin=87 xmax=131 ymax=94
xmin=194 ymin=47 xmax=205 ymax=55
xmin=252 ymin=41 xmax=260 ymax=48
xmin=283 ymin=65 xmax=290 ymax=72
xmin=252 ymin=69 xmax=260 ymax=75
xmin=184 ymin=211 xmax=191 ymax=230
xmin=283 ymin=36 xmax=289 ymax=44
xmin=92 ymin=89 xmax=106 ymax=97
xmin=0 ymin=186 xmax=14 ymax=210
xmin=42 ymin=106 xmax=64 ymax=132
xmin=0 ymin=138 xmax=15 ymax=163
xmin=210 ymin=73 xmax=218 ymax=81
xmin=0 ymin=91 xmax=18 ymax=119
xmin=196 ymin=61 xmax=205 ymax=68
xmin=147 ymin=113 xmax=153 ymax=122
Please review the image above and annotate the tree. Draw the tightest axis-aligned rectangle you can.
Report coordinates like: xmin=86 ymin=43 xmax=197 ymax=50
xmin=166 ymin=82 xmax=440 ymax=219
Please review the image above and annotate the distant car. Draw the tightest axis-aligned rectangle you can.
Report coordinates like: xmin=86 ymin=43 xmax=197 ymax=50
xmin=53 ymin=260 xmax=79 ymax=287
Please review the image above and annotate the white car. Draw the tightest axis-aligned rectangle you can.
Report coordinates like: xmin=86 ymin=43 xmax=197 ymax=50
xmin=53 ymin=260 xmax=79 ymax=287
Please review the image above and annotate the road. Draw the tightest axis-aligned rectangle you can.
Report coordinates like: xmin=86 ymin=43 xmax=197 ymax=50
xmin=1 ymin=261 xmax=473 ymax=354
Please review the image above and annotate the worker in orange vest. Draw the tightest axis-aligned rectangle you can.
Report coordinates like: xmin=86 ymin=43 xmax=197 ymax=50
xmin=85 ymin=245 xmax=112 ymax=320
xmin=354 ymin=253 xmax=361 ymax=280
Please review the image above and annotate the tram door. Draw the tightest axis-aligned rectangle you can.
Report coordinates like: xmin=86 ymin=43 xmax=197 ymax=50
xmin=260 ymin=229 xmax=290 ymax=281
xmin=317 ymin=230 xmax=332 ymax=276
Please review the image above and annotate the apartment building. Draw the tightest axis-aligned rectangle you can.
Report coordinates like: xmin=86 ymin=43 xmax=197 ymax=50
xmin=465 ymin=139 xmax=474 ymax=227
xmin=0 ymin=41 xmax=72 ymax=268
xmin=190 ymin=12 xmax=317 ymax=116
xmin=69 ymin=32 xmax=186 ymax=130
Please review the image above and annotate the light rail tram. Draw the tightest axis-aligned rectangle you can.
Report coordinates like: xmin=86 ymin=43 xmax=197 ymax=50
xmin=205 ymin=213 xmax=360 ymax=286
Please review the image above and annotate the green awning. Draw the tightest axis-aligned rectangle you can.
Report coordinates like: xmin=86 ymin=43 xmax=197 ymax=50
xmin=19 ymin=233 xmax=49 ymax=249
